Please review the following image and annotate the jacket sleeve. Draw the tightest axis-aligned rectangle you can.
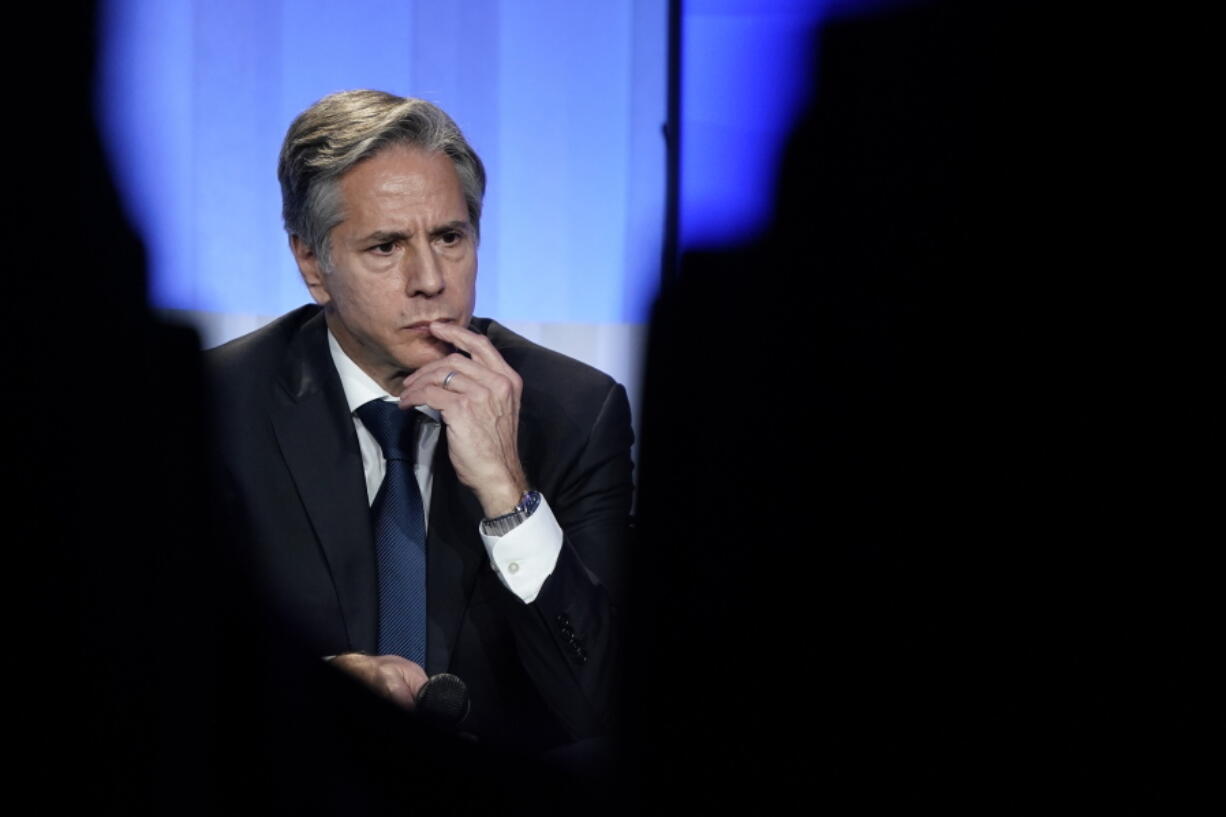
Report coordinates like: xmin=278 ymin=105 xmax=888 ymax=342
xmin=502 ymin=380 xmax=634 ymax=740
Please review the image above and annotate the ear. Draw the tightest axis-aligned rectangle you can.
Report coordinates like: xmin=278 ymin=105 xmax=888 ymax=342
xmin=290 ymin=234 xmax=332 ymax=306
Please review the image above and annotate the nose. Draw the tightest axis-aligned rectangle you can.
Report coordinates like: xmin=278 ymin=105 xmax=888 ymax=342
xmin=403 ymin=242 xmax=445 ymax=297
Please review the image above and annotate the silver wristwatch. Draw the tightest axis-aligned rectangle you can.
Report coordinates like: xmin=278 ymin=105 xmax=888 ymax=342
xmin=480 ymin=490 xmax=542 ymax=537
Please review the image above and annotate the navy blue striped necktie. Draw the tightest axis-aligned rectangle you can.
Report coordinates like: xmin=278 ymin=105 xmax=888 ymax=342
xmin=355 ymin=399 xmax=427 ymax=666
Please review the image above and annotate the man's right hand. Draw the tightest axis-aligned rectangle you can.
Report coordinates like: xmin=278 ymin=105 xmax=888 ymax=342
xmin=330 ymin=653 xmax=429 ymax=710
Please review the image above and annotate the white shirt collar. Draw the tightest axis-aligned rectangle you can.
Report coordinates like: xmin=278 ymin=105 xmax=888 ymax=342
xmin=327 ymin=329 xmax=441 ymax=422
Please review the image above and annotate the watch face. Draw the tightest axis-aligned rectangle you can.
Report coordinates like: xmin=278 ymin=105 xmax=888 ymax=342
xmin=520 ymin=490 xmax=541 ymax=515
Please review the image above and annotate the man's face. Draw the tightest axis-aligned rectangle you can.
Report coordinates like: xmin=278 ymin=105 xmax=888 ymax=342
xmin=293 ymin=145 xmax=477 ymax=391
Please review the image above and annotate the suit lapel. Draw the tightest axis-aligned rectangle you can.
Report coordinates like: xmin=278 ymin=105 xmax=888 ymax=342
xmin=269 ymin=311 xmax=378 ymax=653
xmin=425 ymin=420 xmax=490 ymax=676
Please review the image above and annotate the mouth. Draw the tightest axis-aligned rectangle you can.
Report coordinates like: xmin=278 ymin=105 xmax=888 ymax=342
xmin=402 ymin=318 xmax=454 ymax=333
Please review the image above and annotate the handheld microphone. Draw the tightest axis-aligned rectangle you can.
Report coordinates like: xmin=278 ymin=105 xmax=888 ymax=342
xmin=414 ymin=672 xmax=470 ymax=730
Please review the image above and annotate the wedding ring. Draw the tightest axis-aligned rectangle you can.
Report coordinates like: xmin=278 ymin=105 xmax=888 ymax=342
xmin=442 ymin=370 xmax=459 ymax=390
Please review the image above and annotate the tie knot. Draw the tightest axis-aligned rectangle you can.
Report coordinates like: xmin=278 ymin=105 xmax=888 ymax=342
xmin=356 ymin=400 xmax=417 ymax=461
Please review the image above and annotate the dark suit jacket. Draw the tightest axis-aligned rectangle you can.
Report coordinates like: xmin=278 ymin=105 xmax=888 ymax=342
xmin=207 ymin=305 xmax=633 ymax=751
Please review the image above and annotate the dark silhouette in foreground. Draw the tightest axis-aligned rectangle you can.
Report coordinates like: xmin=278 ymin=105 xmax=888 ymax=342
xmin=628 ymin=2 xmax=1207 ymax=811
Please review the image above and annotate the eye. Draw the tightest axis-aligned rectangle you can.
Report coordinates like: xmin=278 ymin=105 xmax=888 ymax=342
xmin=438 ymin=231 xmax=462 ymax=246
xmin=370 ymin=241 xmax=396 ymax=254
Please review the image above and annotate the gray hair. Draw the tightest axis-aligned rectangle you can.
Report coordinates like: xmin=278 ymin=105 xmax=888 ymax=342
xmin=277 ymin=90 xmax=486 ymax=267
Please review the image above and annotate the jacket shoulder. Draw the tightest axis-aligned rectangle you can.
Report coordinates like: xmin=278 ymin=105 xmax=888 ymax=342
xmin=206 ymin=305 xmax=323 ymax=384
xmin=472 ymin=318 xmax=629 ymax=444
xmin=474 ymin=317 xmax=618 ymax=394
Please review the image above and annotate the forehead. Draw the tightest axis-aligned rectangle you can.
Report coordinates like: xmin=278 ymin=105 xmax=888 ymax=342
xmin=336 ymin=144 xmax=466 ymax=224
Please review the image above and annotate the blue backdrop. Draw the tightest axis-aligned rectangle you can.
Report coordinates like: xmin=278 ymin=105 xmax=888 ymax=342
xmin=680 ymin=0 xmax=916 ymax=249
xmin=97 ymin=0 xmax=667 ymax=333
xmin=95 ymin=0 xmax=894 ymax=398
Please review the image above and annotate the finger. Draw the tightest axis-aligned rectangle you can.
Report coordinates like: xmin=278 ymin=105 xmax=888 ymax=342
xmin=401 ymin=353 xmax=488 ymax=397
xmin=330 ymin=653 xmax=372 ymax=678
xmin=382 ymin=675 xmax=418 ymax=709
xmin=428 ymin=321 xmax=514 ymax=375
xmin=403 ymin=353 xmax=489 ymax=389
xmin=438 ymin=369 xmax=467 ymax=394
xmin=401 ymin=661 xmax=429 ymax=696
xmin=432 ymin=369 xmax=507 ymax=402
xmin=377 ymin=656 xmax=429 ymax=709
xmin=417 ymin=333 xmax=521 ymax=403
xmin=374 ymin=667 xmax=416 ymax=709
xmin=400 ymin=382 xmax=465 ymax=415
xmin=401 ymin=357 xmax=512 ymax=408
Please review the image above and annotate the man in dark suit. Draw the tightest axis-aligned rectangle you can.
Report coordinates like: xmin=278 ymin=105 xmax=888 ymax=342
xmin=207 ymin=90 xmax=632 ymax=754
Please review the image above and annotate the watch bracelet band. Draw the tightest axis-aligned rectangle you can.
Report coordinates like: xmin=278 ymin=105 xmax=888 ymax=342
xmin=480 ymin=490 xmax=541 ymax=537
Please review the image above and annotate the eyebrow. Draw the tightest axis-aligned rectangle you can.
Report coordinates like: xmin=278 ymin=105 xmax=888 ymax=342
xmin=429 ymin=221 xmax=473 ymax=239
xmin=358 ymin=230 xmax=410 ymax=245
xmin=357 ymin=221 xmax=473 ymax=245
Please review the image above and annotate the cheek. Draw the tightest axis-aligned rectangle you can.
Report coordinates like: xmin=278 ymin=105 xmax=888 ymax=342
xmin=454 ymin=263 xmax=478 ymax=306
xmin=335 ymin=285 xmax=390 ymax=331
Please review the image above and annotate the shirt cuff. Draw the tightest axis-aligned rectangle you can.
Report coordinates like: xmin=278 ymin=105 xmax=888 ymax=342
xmin=479 ymin=494 xmax=563 ymax=603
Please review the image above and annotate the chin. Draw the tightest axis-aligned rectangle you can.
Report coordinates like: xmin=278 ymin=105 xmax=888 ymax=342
xmin=398 ymin=338 xmax=452 ymax=372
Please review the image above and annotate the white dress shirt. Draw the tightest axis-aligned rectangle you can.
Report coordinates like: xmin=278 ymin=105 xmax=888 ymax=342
xmin=327 ymin=331 xmax=562 ymax=603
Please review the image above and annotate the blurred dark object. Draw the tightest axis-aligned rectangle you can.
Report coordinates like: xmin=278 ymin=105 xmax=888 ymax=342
xmin=628 ymin=1 xmax=1210 ymax=811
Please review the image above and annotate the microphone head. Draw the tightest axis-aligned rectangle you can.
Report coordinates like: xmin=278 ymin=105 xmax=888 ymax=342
xmin=415 ymin=672 xmax=470 ymax=729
